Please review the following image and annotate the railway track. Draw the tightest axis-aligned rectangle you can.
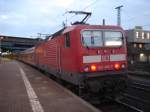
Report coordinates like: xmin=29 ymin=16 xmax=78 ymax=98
xmin=128 ymin=71 xmax=150 ymax=78
xmin=128 ymin=64 xmax=150 ymax=73
xmin=95 ymin=99 xmax=143 ymax=112
xmin=129 ymin=81 xmax=150 ymax=92
xmin=121 ymin=93 xmax=150 ymax=105
xmin=91 ymin=76 xmax=150 ymax=112
xmin=120 ymin=93 xmax=150 ymax=112
xmin=115 ymin=99 xmax=143 ymax=112
xmin=120 ymin=79 xmax=150 ymax=112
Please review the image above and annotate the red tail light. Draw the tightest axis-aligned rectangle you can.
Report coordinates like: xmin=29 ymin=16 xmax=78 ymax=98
xmin=90 ymin=65 xmax=97 ymax=71
xmin=114 ymin=63 xmax=120 ymax=70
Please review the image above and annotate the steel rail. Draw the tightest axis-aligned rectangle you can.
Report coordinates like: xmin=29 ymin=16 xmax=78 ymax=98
xmin=115 ymin=99 xmax=144 ymax=112
xmin=121 ymin=93 xmax=150 ymax=105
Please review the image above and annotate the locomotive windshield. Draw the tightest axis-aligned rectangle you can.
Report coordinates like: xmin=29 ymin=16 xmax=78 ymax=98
xmin=82 ymin=30 xmax=123 ymax=47
xmin=104 ymin=31 xmax=123 ymax=46
xmin=82 ymin=30 xmax=103 ymax=47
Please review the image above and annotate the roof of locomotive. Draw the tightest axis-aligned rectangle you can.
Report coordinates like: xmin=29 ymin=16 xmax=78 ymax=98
xmin=50 ymin=24 xmax=124 ymax=40
xmin=21 ymin=24 xmax=124 ymax=52
xmin=63 ymin=24 xmax=123 ymax=33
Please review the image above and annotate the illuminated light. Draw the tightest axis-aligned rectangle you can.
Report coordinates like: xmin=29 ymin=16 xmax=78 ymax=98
xmin=140 ymin=53 xmax=144 ymax=57
xmin=0 ymin=36 xmax=4 ymax=40
xmin=147 ymin=33 xmax=150 ymax=39
xmin=121 ymin=64 xmax=125 ymax=69
xmin=142 ymin=32 xmax=144 ymax=39
xmin=105 ymin=41 xmax=122 ymax=46
xmin=140 ymin=53 xmax=146 ymax=62
xmin=139 ymin=44 xmax=142 ymax=48
xmin=90 ymin=65 xmax=97 ymax=71
xmin=83 ymin=66 xmax=89 ymax=72
xmin=136 ymin=32 xmax=139 ymax=38
xmin=114 ymin=63 xmax=120 ymax=70
xmin=133 ymin=44 xmax=137 ymax=48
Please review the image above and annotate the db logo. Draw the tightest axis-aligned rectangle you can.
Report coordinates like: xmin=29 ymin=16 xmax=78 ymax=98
xmin=101 ymin=55 xmax=110 ymax=61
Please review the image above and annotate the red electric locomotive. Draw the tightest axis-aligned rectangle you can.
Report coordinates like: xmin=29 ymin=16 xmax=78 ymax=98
xmin=18 ymin=11 xmax=128 ymax=98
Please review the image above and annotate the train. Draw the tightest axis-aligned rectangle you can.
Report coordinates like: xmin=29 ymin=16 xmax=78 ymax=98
xmin=17 ymin=11 xmax=128 ymax=99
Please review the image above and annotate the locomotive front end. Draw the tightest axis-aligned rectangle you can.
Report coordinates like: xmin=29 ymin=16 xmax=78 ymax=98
xmin=79 ymin=27 xmax=128 ymax=98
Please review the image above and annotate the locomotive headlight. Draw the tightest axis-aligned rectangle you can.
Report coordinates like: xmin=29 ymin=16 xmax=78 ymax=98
xmin=90 ymin=65 xmax=97 ymax=71
xmin=114 ymin=63 xmax=120 ymax=70
xmin=83 ymin=66 xmax=89 ymax=72
xmin=121 ymin=64 xmax=125 ymax=69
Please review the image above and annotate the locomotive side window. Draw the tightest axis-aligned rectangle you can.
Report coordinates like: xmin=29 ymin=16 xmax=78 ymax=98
xmin=82 ymin=31 xmax=102 ymax=47
xmin=65 ymin=33 xmax=70 ymax=48
xmin=104 ymin=32 xmax=123 ymax=46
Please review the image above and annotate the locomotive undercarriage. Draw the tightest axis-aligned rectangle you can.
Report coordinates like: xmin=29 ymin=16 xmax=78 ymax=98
xmin=78 ymin=72 xmax=128 ymax=100
xmin=47 ymin=69 xmax=128 ymax=101
xmin=30 ymin=65 xmax=127 ymax=101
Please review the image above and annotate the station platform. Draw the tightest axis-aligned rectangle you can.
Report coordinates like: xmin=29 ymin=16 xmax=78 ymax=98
xmin=0 ymin=59 xmax=100 ymax=112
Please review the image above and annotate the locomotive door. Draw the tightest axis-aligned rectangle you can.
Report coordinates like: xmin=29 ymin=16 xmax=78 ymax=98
xmin=57 ymin=45 xmax=61 ymax=74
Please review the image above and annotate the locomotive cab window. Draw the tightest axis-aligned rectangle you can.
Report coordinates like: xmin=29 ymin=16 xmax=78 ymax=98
xmin=82 ymin=30 xmax=103 ymax=47
xmin=65 ymin=32 xmax=70 ymax=48
xmin=104 ymin=31 xmax=123 ymax=47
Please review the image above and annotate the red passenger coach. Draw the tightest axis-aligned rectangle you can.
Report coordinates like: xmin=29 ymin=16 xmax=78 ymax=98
xmin=18 ymin=47 xmax=35 ymax=66
xmin=18 ymin=12 xmax=128 ymax=98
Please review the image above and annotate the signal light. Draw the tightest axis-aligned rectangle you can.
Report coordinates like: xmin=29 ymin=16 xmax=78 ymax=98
xmin=121 ymin=64 xmax=125 ymax=69
xmin=114 ymin=63 xmax=120 ymax=70
xmin=90 ymin=65 xmax=97 ymax=71
xmin=83 ymin=66 xmax=89 ymax=72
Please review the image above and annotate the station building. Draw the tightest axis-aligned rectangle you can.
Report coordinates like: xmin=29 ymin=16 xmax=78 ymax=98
xmin=0 ymin=35 xmax=41 ymax=53
xmin=126 ymin=26 xmax=150 ymax=63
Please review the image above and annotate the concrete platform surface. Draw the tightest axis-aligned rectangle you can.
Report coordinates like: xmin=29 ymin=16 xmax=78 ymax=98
xmin=0 ymin=60 xmax=100 ymax=112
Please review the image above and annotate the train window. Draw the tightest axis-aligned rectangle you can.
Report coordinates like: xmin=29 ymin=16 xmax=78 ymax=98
xmin=104 ymin=31 xmax=123 ymax=47
xmin=65 ymin=33 xmax=70 ymax=48
xmin=82 ymin=31 xmax=102 ymax=47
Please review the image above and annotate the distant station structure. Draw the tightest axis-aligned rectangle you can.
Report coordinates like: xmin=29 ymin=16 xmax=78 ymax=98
xmin=0 ymin=35 xmax=41 ymax=53
xmin=126 ymin=26 xmax=150 ymax=63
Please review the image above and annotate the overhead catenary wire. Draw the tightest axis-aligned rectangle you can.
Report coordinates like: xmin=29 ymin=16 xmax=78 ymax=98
xmin=65 ymin=0 xmax=100 ymax=24
xmin=53 ymin=1 xmax=150 ymax=32
xmin=51 ymin=0 xmax=100 ymax=33
xmin=49 ymin=0 xmax=100 ymax=27
xmin=122 ymin=11 xmax=150 ymax=23
xmin=121 ymin=9 xmax=150 ymax=29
